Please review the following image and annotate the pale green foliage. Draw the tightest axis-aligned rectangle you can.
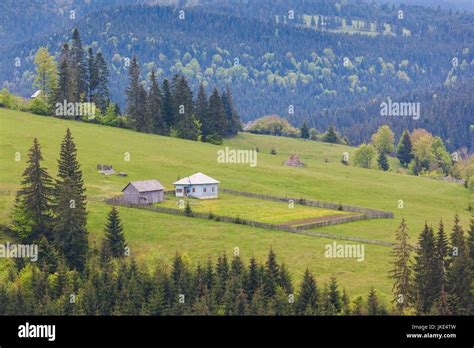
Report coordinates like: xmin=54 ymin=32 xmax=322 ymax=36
xmin=371 ymin=125 xmax=395 ymax=154
xmin=354 ymin=143 xmax=376 ymax=169
xmin=33 ymin=47 xmax=57 ymax=98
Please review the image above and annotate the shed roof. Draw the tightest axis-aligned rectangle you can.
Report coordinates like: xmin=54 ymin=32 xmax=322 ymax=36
xmin=122 ymin=180 xmax=165 ymax=192
xmin=31 ymin=90 xmax=42 ymax=98
xmin=173 ymin=172 xmax=220 ymax=186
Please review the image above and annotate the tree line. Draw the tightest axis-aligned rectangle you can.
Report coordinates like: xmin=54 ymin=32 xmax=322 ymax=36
xmin=25 ymin=28 xmax=241 ymax=145
xmin=126 ymin=56 xmax=241 ymax=144
xmin=4 ymin=130 xmax=473 ymax=315
xmin=352 ymin=124 xmax=466 ymax=180
xmin=3 ymin=2 xmax=473 ymax=150
xmin=390 ymin=216 xmax=474 ymax=315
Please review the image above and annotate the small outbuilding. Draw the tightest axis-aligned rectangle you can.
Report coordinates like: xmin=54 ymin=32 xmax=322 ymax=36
xmin=122 ymin=180 xmax=165 ymax=205
xmin=173 ymin=172 xmax=219 ymax=199
xmin=30 ymin=90 xmax=42 ymax=99
xmin=283 ymin=154 xmax=306 ymax=167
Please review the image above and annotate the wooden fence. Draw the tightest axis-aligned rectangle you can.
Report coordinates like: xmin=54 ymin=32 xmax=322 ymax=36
xmin=105 ymin=196 xmax=394 ymax=246
xmin=220 ymin=188 xmax=394 ymax=219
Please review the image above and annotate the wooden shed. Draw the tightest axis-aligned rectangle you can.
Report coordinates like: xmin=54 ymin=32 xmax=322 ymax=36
xmin=122 ymin=180 xmax=165 ymax=205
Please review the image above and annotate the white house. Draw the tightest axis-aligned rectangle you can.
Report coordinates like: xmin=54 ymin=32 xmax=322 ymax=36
xmin=122 ymin=180 xmax=165 ymax=205
xmin=173 ymin=172 xmax=219 ymax=199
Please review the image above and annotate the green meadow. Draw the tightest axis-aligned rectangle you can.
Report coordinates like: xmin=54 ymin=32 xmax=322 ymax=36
xmin=159 ymin=192 xmax=349 ymax=225
xmin=0 ymin=108 xmax=471 ymax=302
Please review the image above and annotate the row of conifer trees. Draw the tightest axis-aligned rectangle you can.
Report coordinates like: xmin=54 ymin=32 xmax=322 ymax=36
xmin=125 ymin=56 xmax=241 ymax=144
xmin=5 ymin=133 xmax=474 ymax=315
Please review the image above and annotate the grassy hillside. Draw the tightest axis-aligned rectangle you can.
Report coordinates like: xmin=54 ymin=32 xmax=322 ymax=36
xmin=0 ymin=108 xmax=471 ymax=302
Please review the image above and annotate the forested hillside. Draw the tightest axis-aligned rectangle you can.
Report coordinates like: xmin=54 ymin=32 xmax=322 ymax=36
xmin=1 ymin=0 xmax=473 ymax=149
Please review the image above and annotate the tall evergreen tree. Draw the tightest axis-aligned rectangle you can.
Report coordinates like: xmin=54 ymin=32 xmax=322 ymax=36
xmin=205 ymin=88 xmax=227 ymax=144
xmin=70 ymin=28 xmax=87 ymax=101
xmin=147 ymin=69 xmax=165 ymax=134
xmin=161 ymin=78 xmax=175 ymax=132
xmin=433 ymin=220 xmax=449 ymax=297
xmin=296 ymin=268 xmax=319 ymax=315
xmin=246 ymin=256 xmax=259 ymax=300
xmin=10 ymin=138 xmax=54 ymax=242
xmin=366 ymin=287 xmax=380 ymax=315
xmin=263 ymin=248 xmax=280 ymax=298
xmin=413 ymin=223 xmax=438 ymax=314
xmin=87 ymin=48 xmax=97 ymax=103
xmin=126 ymin=56 xmax=150 ymax=132
xmin=195 ymin=83 xmax=210 ymax=141
xmin=396 ymin=130 xmax=414 ymax=167
xmin=328 ymin=276 xmax=341 ymax=313
xmin=104 ymin=206 xmax=126 ymax=258
xmin=94 ymin=52 xmax=110 ymax=114
xmin=446 ymin=215 xmax=472 ymax=314
xmin=389 ymin=218 xmax=413 ymax=313
xmin=54 ymin=43 xmax=73 ymax=111
xmin=221 ymin=86 xmax=241 ymax=137
xmin=174 ymin=76 xmax=199 ymax=140
xmin=54 ymin=177 xmax=88 ymax=271
xmin=54 ymin=129 xmax=88 ymax=270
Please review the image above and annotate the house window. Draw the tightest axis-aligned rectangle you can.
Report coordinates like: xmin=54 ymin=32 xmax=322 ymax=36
xmin=176 ymin=189 xmax=183 ymax=193
xmin=203 ymin=188 xmax=207 ymax=193
xmin=212 ymin=187 xmax=215 ymax=192
xmin=192 ymin=188 xmax=196 ymax=193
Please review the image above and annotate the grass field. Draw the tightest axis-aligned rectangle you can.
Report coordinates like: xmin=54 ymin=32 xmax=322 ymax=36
xmin=159 ymin=192 xmax=349 ymax=225
xmin=0 ymin=108 xmax=471 ymax=302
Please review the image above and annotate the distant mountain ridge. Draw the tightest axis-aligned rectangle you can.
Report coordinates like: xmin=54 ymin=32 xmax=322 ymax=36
xmin=1 ymin=0 xmax=473 ymax=149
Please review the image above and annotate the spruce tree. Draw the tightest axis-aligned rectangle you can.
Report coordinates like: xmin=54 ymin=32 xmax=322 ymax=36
xmin=389 ymin=218 xmax=413 ymax=313
xmin=94 ymin=52 xmax=110 ymax=114
xmin=206 ymin=88 xmax=227 ymax=144
xmin=161 ymin=78 xmax=175 ymax=132
xmin=10 ymin=138 xmax=54 ymax=242
xmin=221 ymin=86 xmax=241 ymax=137
xmin=246 ymin=257 xmax=259 ymax=300
xmin=54 ymin=43 xmax=74 ymax=111
xmin=467 ymin=216 xmax=474 ymax=264
xmin=54 ymin=177 xmax=88 ymax=271
xmin=87 ymin=47 xmax=97 ymax=103
xmin=70 ymin=28 xmax=87 ymax=101
xmin=300 ymin=121 xmax=310 ymax=139
xmin=366 ymin=287 xmax=380 ymax=315
xmin=397 ymin=130 xmax=413 ymax=167
xmin=104 ymin=206 xmax=126 ymax=258
xmin=413 ymin=224 xmax=438 ymax=314
xmin=296 ymin=268 xmax=319 ymax=315
xmin=328 ymin=276 xmax=341 ymax=313
xmin=146 ymin=69 xmax=165 ymax=134
xmin=195 ymin=83 xmax=210 ymax=141
xmin=263 ymin=248 xmax=280 ymax=298
xmin=278 ymin=263 xmax=293 ymax=294
xmin=377 ymin=151 xmax=389 ymax=171
xmin=54 ymin=129 xmax=88 ymax=270
xmin=341 ymin=288 xmax=351 ymax=315
xmin=323 ymin=125 xmax=338 ymax=143
xmin=446 ymin=215 xmax=471 ymax=314
xmin=433 ymin=220 xmax=448 ymax=298
xmin=174 ymin=76 xmax=199 ymax=140
xmin=126 ymin=56 xmax=149 ymax=132
xmin=205 ymin=257 xmax=215 ymax=292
